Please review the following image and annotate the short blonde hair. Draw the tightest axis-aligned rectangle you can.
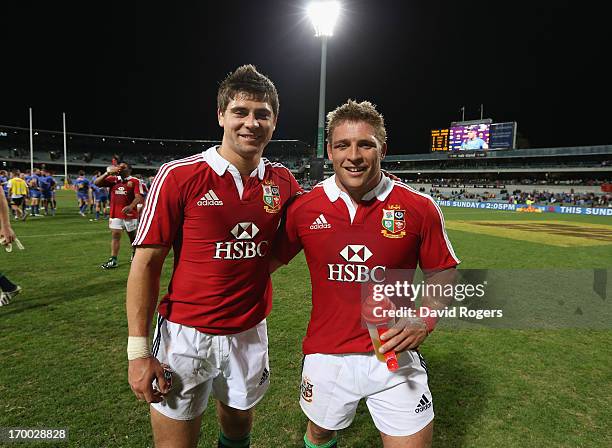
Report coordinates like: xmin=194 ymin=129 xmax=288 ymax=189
xmin=326 ymin=100 xmax=387 ymax=146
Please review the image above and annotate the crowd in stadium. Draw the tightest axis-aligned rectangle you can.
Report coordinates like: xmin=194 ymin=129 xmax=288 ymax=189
xmin=425 ymin=188 xmax=612 ymax=207
xmin=407 ymin=176 xmax=610 ymax=187
xmin=384 ymin=158 xmax=611 ymax=171
xmin=507 ymin=190 xmax=611 ymax=207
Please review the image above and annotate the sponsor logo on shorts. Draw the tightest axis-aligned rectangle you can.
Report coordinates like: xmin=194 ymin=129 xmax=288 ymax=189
xmin=258 ymin=367 xmax=269 ymax=386
xmin=415 ymin=394 xmax=432 ymax=413
xmin=301 ymin=376 xmax=314 ymax=403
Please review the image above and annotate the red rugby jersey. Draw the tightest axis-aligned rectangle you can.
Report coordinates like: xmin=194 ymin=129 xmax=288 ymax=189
xmin=134 ymin=147 xmax=301 ymax=334
xmin=274 ymin=175 xmax=460 ymax=354
xmin=100 ymin=175 xmax=143 ymax=219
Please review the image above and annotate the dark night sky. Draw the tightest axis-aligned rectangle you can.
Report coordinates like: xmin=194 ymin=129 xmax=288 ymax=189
xmin=1 ymin=1 xmax=610 ymax=155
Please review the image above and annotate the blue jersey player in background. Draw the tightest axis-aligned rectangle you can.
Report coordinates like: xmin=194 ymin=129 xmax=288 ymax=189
xmin=1 ymin=170 xmax=9 ymax=199
xmin=91 ymin=171 xmax=109 ymax=221
xmin=38 ymin=169 xmax=57 ymax=216
xmin=74 ymin=170 xmax=91 ymax=217
xmin=27 ymin=168 xmax=42 ymax=216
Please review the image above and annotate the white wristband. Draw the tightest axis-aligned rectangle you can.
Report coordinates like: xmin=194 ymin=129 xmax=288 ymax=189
xmin=127 ymin=336 xmax=151 ymax=360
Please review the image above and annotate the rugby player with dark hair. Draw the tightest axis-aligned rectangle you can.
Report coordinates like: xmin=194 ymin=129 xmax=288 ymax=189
xmin=126 ymin=64 xmax=301 ymax=448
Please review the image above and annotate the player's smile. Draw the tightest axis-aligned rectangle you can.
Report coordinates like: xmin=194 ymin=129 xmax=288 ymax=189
xmin=238 ymin=133 xmax=262 ymax=142
xmin=343 ymin=166 xmax=366 ymax=176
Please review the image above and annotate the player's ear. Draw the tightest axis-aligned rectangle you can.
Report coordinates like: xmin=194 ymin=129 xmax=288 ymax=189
xmin=326 ymin=141 xmax=333 ymax=161
xmin=380 ymin=143 xmax=387 ymax=159
xmin=217 ymin=108 xmax=225 ymax=127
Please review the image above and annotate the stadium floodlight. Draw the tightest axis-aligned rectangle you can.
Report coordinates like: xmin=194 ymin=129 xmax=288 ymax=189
xmin=307 ymin=1 xmax=340 ymax=37
xmin=307 ymin=1 xmax=340 ymax=160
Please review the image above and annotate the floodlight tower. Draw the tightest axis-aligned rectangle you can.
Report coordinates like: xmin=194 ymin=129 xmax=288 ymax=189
xmin=307 ymin=1 xmax=340 ymax=159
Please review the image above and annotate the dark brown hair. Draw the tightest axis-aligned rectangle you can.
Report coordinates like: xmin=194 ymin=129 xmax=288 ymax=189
xmin=217 ymin=64 xmax=279 ymax=117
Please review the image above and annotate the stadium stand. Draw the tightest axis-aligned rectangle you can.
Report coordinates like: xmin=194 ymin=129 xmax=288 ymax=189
xmin=1 ymin=124 xmax=610 ymax=207
xmin=0 ymin=125 xmax=313 ymax=181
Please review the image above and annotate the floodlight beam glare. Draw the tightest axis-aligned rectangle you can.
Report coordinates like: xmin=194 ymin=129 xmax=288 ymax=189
xmin=307 ymin=1 xmax=340 ymax=37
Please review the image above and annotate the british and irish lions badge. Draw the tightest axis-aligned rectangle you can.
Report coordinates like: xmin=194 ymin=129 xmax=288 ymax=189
xmin=381 ymin=206 xmax=406 ymax=238
xmin=262 ymin=182 xmax=281 ymax=213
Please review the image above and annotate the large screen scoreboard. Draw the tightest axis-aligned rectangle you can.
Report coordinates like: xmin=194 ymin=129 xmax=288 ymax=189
xmin=489 ymin=122 xmax=517 ymax=149
xmin=431 ymin=119 xmax=517 ymax=151
xmin=430 ymin=128 xmax=449 ymax=151
xmin=449 ymin=123 xmax=491 ymax=151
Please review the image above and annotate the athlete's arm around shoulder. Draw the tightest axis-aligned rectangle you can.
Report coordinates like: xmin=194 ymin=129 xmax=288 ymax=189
xmin=126 ymin=245 xmax=171 ymax=403
xmin=269 ymin=185 xmax=312 ymax=273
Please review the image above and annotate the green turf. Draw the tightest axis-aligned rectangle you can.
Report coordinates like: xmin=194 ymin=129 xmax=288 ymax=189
xmin=0 ymin=191 xmax=610 ymax=447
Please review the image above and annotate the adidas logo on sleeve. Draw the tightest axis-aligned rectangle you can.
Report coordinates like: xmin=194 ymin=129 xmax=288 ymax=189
xmin=197 ymin=190 xmax=223 ymax=206
xmin=310 ymin=214 xmax=331 ymax=230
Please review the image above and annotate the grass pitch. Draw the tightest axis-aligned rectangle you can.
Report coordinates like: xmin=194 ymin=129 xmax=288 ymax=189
xmin=446 ymin=219 xmax=612 ymax=247
xmin=0 ymin=191 xmax=610 ymax=447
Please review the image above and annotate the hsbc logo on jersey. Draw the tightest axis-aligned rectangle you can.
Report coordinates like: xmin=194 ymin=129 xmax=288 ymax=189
xmin=340 ymin=245 xmax=372 ymax=263
xmin=214 ymin=222 xmax=269 ymax=260
xmin=231 ymin=222 xmax=259 ymax=239
xmin=328 ymin=245 xmax=386 ymax=283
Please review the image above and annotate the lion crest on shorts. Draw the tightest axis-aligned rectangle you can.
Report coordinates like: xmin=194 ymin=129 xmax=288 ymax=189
xmin=301 ymin=376 xmax=314 ymax=403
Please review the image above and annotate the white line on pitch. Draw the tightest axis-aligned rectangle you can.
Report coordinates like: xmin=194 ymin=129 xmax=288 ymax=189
xmin=18 ymin=231 xmax=104 ymax=238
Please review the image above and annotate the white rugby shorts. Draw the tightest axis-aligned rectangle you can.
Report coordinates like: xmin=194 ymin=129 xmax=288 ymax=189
xmin=108 ymin=217 xmax=138 ymax=232
xmin=300 ymin=351 xmax=433 ymax=436
xmin=150 ymin=316 xmax=270 ymax=420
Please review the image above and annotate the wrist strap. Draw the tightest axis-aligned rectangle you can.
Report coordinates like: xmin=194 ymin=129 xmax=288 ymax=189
xmin=127 ymin=336 xmax=151 ymax=360
xmin=419 ymin=307 xmax=438 ymax=334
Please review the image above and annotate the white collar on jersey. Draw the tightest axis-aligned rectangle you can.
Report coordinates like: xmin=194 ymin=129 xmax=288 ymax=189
xmin=202 ymin=146 xmax=266 ymax=180
xmin=322 ymin=173 xmax=393 ymax=203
